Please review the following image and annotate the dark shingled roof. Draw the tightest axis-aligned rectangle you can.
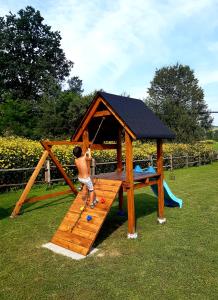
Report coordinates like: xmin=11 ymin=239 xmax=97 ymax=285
xmin=97 ymin=91 xmax=175 ymax=139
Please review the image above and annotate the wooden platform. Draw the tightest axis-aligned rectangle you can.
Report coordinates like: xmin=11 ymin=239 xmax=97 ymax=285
xmin=94 ymin=170 xmax=160 ymax=181
xmin=51 ymin=178 xmax=122 ymax=256
xmin=94 ymin=171 xmax=160 ymax=189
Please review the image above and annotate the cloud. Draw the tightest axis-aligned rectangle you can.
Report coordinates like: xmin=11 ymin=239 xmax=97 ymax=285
xmin=197 ymin=69 xmax=218 ymax=85
xmin=1 ymin=0 xmax=218 ymax=121
xmin=44 ymin=0 xmax=171 ymax=91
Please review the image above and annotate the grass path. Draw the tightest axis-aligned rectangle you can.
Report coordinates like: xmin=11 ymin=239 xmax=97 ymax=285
xmin=0 ymin=163 xmax=218 ymax=299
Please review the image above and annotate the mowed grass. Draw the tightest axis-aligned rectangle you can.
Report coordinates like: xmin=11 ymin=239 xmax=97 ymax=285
xmin=0 ymin=163 xmax=218 ymax=300
xmin=213 ymin=141 xmax=218 ymax=151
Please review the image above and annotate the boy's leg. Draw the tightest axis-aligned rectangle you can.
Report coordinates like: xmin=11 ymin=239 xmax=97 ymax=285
xmin=89 ymin=190 xmax=95 ymax=204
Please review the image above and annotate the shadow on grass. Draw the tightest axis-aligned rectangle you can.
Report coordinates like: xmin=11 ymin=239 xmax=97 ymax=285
xmin=94 ymin=192 xmax=157 ymax=248
xmin=0 ymin=207 xmax=12 ymax=220
xmin=1 ymin=189 xmax=158 ymax=249
xmin=0 ymin=195 xmax=74 ymax=220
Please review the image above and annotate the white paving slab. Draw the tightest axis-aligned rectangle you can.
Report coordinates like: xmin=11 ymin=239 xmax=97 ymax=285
xmin=42 ymin=242 xmax=98 ymax=260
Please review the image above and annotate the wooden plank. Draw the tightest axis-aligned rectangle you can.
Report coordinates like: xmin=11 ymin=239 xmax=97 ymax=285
xmin=93 ymin=183 xmax=121 ymax=192
xmin=117 ymin=126 xmax=123 ymax=172
xmin=54 ymin=230 xmax=92 ymax=249
xmin=72 ymin=227 xmax=96 ymax=240
xmin=51 ymin=179 xmax=122 ymax=256
xmin=11 ymin=150 xmax=49 ymax=217
xmin=79 ymin=213 xmax=102 ymax=226
xmin=93 ymin=178 xmax=122 ymax=186
xmin=73 ymin=97 xmax=102 ymax=142
xmin=44 ymin=141 xmax=83 ymax=146
xmin=51 ymin=236 xmax=89 ymax=256
xmin=26 ymin=189 xmax=72 ymax=203
xmin=90 ymin=144 xmax=117 ymax=150
xmin=93 ymin=110 xmax=111 ymax=117
xmin=125 ymin=131 xmax=135 ymax=234
xmin=134 ymin=180 xmax=158 ymax=190
xmin=95 ymin=190 xmax=118 ymax=199
xmin=118 ymin=186 xmax=124 ymax=211
xmin=41 ymin=141 xmax=78 ymax=195
xmin=76 ymin=220 xmax=99 ymax=233
xmin=85 ymin=207 xmax=107 ymax=218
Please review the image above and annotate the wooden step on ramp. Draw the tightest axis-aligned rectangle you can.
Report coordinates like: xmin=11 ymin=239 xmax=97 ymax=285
xmin=51 ymin=178 xmax=122 ymax=256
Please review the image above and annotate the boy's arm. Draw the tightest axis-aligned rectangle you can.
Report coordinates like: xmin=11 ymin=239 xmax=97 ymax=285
xmin=85 ymin=148 xmax=92 ymax=160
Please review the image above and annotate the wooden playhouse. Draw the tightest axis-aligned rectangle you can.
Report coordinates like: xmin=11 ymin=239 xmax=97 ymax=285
xmin=11 ymin=91 xmax=175 ymax=256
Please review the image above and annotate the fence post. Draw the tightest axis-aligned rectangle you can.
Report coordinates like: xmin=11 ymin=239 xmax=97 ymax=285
xmin=44 ymin=159 xmax=51 ymax=185
xmin=198 ymin=152 xmax=201 ymax=166
xmin=170 ymin=154 xmax=173 ymax=171
xmin=149 ymin=155 xmax=153 ymax=166
xmin=210 ymin=152 xmax=213 ymax=164
xmin=186 ymin=154 xmax=189 ymax=168
xmin=91 ymin=158 xmax=96 ymax=176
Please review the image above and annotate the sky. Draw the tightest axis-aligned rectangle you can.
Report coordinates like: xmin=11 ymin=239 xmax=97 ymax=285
xmin=1 ymin=0 xmax=218 ymax=125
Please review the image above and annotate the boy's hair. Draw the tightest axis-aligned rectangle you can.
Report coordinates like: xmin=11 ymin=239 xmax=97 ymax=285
xmin=73 ymin=146 xmax=82 ymax=158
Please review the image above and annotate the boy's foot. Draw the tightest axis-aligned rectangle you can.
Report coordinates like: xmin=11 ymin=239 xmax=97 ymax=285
xmin=90 ymin=198 xmax=98 ymax=209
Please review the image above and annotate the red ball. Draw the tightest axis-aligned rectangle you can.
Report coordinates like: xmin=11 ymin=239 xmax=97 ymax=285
xmin=100 ymin=198 xmax=106 ymax=204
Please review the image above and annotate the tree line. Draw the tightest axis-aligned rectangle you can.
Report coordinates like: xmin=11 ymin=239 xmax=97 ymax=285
xmin=0 ymin=6 xmax=213 ymax=142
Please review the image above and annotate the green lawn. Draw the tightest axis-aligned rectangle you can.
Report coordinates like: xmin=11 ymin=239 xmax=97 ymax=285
xmin=1 ymin=163 xmax=218 ymax=299
xmin=213 ymin=141 xmax=218 ymax=151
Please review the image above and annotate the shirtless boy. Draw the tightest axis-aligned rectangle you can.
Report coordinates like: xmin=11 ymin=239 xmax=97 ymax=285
xmin=73 ymin=146 xmax=97 ymax=207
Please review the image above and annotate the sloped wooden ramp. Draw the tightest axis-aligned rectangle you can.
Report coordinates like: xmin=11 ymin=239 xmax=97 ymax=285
xmin=51 ymin=178 xmax=122 ymax=256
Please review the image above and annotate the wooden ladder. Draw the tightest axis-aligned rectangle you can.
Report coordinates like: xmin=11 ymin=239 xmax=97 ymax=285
xmin=51 ymin=178 xmax=122 ymax=256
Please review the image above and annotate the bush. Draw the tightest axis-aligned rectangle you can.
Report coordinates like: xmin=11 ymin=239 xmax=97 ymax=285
xmin=0 ymin=137 xmax=215 ymax=190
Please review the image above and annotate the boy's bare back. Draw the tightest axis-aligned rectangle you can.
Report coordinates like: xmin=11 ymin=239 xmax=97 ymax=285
xmin=75 ymin=154 xmax=90 ymax=179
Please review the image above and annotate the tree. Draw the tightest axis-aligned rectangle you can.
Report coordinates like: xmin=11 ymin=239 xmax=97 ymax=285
xmin=67 ymin=76 xmax=84 ymax=95
xmin=0 ymin=97 xmax=37 ymax=137
xmin=35 ymin=90 xmax=94 ymax=139
xmin=146 ymin=63 xmax=213 ymax=143
xmin=0 ymin=6 xmax=73 ymax=101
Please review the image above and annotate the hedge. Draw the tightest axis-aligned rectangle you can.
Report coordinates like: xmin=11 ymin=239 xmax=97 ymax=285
xmin=0 ymin=136 xmax=215 ymax=190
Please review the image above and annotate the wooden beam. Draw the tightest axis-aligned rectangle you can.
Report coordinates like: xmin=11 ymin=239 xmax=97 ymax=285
xmin=44 ymin=140 xmax=83 ymax=146
xmin=125 ymin=131 xmax=136 ymax=234
xmin=93 ymin=110 xmax=111 ymax=118
xmin=11 ymin=150 xmax=49 ymax=217
xmin=82 ymin=130 xmax=91 ymax=175
xmin=73 ymin=97 xmax=102 ymax=141
xmin=41 ymin=142 xmax=78 ymax=195
xmin=82 ymin=130 xmax=89 ymax=153
xmin=118 ymin=186 xmax=124 ymax=211
xmin=117 ymin=126 xmax=122 ymax=172
xmin=90 ymin=144 xmax=117 ymax=150
xmin=157 ymin=139 xmax=164 ymax=219
xmin=26 ymin=189 xmax=73 ymax=204
xmin=133 ymin=180 xmax=158 ymax=190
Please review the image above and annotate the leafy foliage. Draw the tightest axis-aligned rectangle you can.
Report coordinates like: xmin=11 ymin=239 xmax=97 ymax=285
xmin=35 ymin=90 xmax=94 ymax=139
xmin=146 ymin=64 xmax=213 ymax=143
xmin=67 ymin=76 xmax=84 ymax=95
xmin=0 ymin=6 xmax=73 ymax=100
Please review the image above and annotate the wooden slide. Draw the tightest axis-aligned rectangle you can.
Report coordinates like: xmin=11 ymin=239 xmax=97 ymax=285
xmin=51 ymin=178 xmax=122 ymax=256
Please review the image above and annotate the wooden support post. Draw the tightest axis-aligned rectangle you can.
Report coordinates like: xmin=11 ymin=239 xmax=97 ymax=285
xmin=117 ymin=126 xmax=123 ymax=211
xmin=125 ymin=131 xmax=137 ymax=238
xmin=82 ymin=130 xmax=91 ymax=174
xmin=11 ymin=150 xmax=49 ymax=217
xmin=82 ymin=130 xmax=89 ymax=153
xmin=156 ymin=139 xmax=165 ymax=224
xmin=41 ymin=142 xmax=78 ymax=195
xmin=117 ymin=126 xmax=122 ymax=173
